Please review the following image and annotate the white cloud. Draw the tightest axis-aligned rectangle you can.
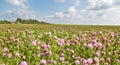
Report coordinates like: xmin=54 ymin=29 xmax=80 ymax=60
xmin=52 ymin=0 xmax=65 ymax=3
xmin=75 ymin=0 xmax=80 ymax=6
xmin=5 ymin=0 xmax=28 ymax=9
xmin=46 ymin=0 xmax=120 ymax=25
xmin=2 ymin=0 xmax=39 ymax=21
xmin=68 ymin=6 xmax=77 ymax=14
xmin=87 ymin=0 xmax=115 ymax=10
xmin=0 ymin=9 xmax=37 ymax=21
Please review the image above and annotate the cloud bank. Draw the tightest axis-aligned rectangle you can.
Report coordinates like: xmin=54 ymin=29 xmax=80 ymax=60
xmin=45 ymin=0 xmax=120 ymax=25
xmin=5 ymin=0 xmax=28 ymax=9
xmin=1 ymin=0 xmax=37 ymax=21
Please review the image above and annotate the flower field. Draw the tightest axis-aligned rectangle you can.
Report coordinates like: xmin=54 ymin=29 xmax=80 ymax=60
xmin=0 ymin=24 xmax=120 ymax=65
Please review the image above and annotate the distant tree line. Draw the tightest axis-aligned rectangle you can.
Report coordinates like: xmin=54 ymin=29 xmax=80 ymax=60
xmin=0 ymin=18 xmax=50 ymax=24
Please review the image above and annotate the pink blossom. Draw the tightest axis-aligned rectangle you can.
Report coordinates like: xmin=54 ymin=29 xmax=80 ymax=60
xmin=100 ymin=58 xmax=104 ymax=61
xmin=102 ymin=51 xmax=106 ymax=55
xmin=97 ymin=42 xmax=102 ymax=48
xmin=3 ymin=47 xmax=9 ymax=52
xmin=59 ymin=57 xmax=65 ymax=62
xmin=58 ymin=42 xmax=63 ymax=46
xmin=66 ymin=61 xmax=69 ymax=65
xmin=87 ymin=43 xmax=93 ymax=48
xmin=48 ymin=59 xmax=55 ymax=64
xmin=66 ymin=43 xmax=70 ymax=46
xmin=58 ymin=39 xmax=65 ymax=46
xmin=110 ymin=32 xmax=114 ymax=37
xmin=47 ymin=45 xmax=51 ymax=48
xmin=102 ymin=37 xmax=107 ymax=42
xmin=15 ymin=52 xmax=20 ymax=57
xmin=41 ymin=59 xmax=47 ymax=65
xmin=54 ymin=36 xmax=57 ymax=39
xmin=113 ymin=51 xmax=117 ymax=55
xmin=46 ymin=32 xmax=52 ymax=36
xmin=92 ymin=32 xmax=97 ymax=36
xmin=41 ymin=44 xmax=47 ymax=49
xmin=32 ymin=41 xmax=37 ymax=46
xmin=107 ymin=57 xmax=111 ymax=62
xmin=91 ymin=40 xmax=97 ymax=44
xmin=60 ymin=53 xmax=64 ymax=57
xmin=75 ymin=37 xmax=79 ymax=40
xmin=117 ymin=41 xmax=120 ymax=45
xmin=95 ymin=52 xmax=100 ymax=57
xmin=7 ymin=53 xmax=12 ymax=58
xmin=59 ymin=39 xmax=64 ymax=43
xmin=40 ymin=53 xmax=45 ymax=57
xmin=93 ymin=57 xmax=99 ymax=64
xmin=87 ymin=58 xmax=92 ymax=64
xmin=20 ymin=61 xmax=28 ymax=65
xmin=99 ymin=32 xmax=102 ymax=34
xmin=116 ymin=59 xmax=120 ymax=63
xmin=75 ymin=60 xmax=80 ymax=65
xmin=93 ymin=42 xmax=100 ymax=48
xmin=46 ymin=50 xmax=52 ymax=55
xmin=83 ymin=59 xmax=88 ymax=64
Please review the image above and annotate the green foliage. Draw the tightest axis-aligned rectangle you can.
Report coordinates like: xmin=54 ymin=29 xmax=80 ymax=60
xmin=0 ymin=18 xmax=49 ymax=24
xmin=15 ymin=18 xmax=49 ymax=24
xmin=0 ymin=20 xmax=11 ymax=24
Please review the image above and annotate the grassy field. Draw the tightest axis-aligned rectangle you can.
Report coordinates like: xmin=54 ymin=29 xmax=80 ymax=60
xmin=0 ymin=24 xmax=120 ymax=32
xmin=0 ymin=24 xmax=120 ymax=65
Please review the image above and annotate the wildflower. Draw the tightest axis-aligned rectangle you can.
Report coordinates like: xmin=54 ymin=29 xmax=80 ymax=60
xmin=82 ymin=59 xmax=88 ymax=64
xmin=41 ymin=44 xmax=47 ymax=49
xmin=58 ymin=42 xmax=63 ymax=46
xmin=7 ymin=53 xmax=12 ymax=58
xmin=100 ymin=58 xmax=104 ymax=61
xmin=48 ymin=59 xmax=55 ymax=64
xmin=32 ymin=41 xmax=37 ymax=46
xmin=87 ymin=58 xmax=92 ymax=64
xmin=102 ymin=36 xmax=107 ymax=42
xmin=58 ymin=39 xmax=65 ymax=46
xmin=54 ymin=35 xmax=58 ymax=39
xmin=40 ymin=53 xmax=45 ymax=57
xmin=91 ymin=40 xmax=97 ymax=44
xmin=47 ymin=45 xmax=51 ymax=48
xmin=20 ymin=61 xmax=28 ymax=65
xmin=60 ymin=53 xmax=64 ymax=57
xmin=110 ymin=32 xmax=114 ymax=37
xmin=46 ymin=50 xmax=52 ymax=55
xmin=95 ymin=52 xmax=100 ymax=57
xmin=102 ymin=51 xmax=106 ymax=55
xmin=66 ymin=42 xmax=70 ymax=46
xmin=15 ymin=52 xmax=20 ymax=57
xmin=93 ymin=57 xmax=99 ymax=64
xmin=3 ymin=47 xmax=9 ymax=52
xmin=59 ymin=57 xmax=65 ymax=62
xmin=116 ymin=59 xmax=120 ymax=63
xmin=107 ymin=57 xmax=111 ymax=62
xmin=87 ymin=43 xmax=93 ymax=49
xmin=75 ymin=60 xmax=80 ymax=65
xmin=66 ymin=61 xmax=69 ymax=65
xmin=41 ymin=59 xmax=47 ymax=65
xmin=59 ymin=39 xmax=64 ymax=44
xmin=113 ymin=51 xmax=117 ymax=55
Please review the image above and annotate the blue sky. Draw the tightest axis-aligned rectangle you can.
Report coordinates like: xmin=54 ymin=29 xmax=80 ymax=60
xmin=0 ymin=0 xmax=120 ymax=25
